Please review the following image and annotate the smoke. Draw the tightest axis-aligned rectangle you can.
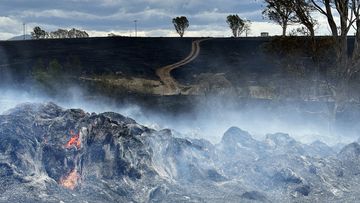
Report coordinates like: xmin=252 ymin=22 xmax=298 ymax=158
xmin=0 ymin=47 xmax=13 ymax=86
xmin=0 ymin=87 xmax=141 ymax=118
xmin=141 ymin=95 xmax=356 ymax=146
xmin=0 ymin=85 xmax=357 ymax=147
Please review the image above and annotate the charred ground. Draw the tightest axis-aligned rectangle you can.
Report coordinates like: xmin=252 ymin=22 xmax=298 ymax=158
xmin=0 ymin=36 xmax=358 ymax=99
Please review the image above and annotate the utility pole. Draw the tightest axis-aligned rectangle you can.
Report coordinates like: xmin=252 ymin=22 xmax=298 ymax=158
xmin=23 ymin=23 xmax=26 ymax=40
xmin=134 ymin=20 xmax=138 ymax=37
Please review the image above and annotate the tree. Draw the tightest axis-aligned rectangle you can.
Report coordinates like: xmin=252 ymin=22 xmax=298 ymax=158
xmin=226 ymin=15 xmax=245 ymax=37
xmin=172 ymin=16 xmax=189 ymax=37
xmin=32 ymin=59 xmax=47 ymax=83
xmin=50 ymin=29 xmax=69 ymax=38
xmin=31 ymin=26 xmax=47 ymax=39
xmin=263 ymin=0 xmax=298 ymax=36
xmin=47 ymin=28 xmax=89 ymax=39
xmin=31 ymin=27 xmax=89 ymax=39
xmin=68 ymin=28 xmax=89 ymax=38
xmin=291 ymin=0 xmax=317 ymax=38
xmin=306 ymin=0 xmax=360 ymax=120
xmin=289 ymin=26 xmax=313 ymax=36
xmin=48 ymin=59 xmax=63 ymax=78
xmin=31 ymin=59 xmax=66 ymax=94
xmin=244 ymin=20 xmax=252 ymax=37
xmin=289 ymin=0 xmax=319 ymax=98
xmin=281 ymin=0 xmax=360 ymax=130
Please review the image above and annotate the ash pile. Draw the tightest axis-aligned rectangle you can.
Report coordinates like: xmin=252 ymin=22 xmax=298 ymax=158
xmin=1 ymin=103 xmax=360 ymax=203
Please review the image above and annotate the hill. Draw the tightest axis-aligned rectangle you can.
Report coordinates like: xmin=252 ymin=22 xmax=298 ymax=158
xmin=0 ymin=37 xmax=192 ymax=80
xmin=7 ymin=34 xmax=32 ymax=41
xmin=0 ymin=36 xmax=358 ymax=102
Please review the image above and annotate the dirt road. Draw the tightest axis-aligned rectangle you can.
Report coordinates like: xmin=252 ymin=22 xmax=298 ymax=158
xmin=156 ymin=38 xmax=211 ymax=95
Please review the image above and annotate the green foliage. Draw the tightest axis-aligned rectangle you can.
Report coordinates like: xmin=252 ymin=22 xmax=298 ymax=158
xmin=32 ymin=59 xmax=49 ymax=84
xmin=48 ymin=59 xmax=63 ymax=79
xmin=31 ymin=56 xmax=85 ymax=93
xmin=172 ymin=16 xmax=189 ymax=37
xmin=31 ymin=59 xmax=66 ymax=94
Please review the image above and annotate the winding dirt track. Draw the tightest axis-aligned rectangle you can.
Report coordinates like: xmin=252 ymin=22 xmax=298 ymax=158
xmin=156 ymin=38 xmax=211 ymax=95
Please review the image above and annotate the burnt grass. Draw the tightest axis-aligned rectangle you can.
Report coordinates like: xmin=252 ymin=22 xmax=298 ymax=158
xmin=172 ymin=37 xmax=276 ymax=86
xmin=0 ymin=36 xmax=279 ymax=110
xmin=1 ymin=36 xmax=356 ymax=88
xmin=0 ymin=37 xmax=192 ymax=81
xmin=0 ymin=36 xmax=359 ymax=115
xmin=0 ymin=36 xmax=303 ymax=86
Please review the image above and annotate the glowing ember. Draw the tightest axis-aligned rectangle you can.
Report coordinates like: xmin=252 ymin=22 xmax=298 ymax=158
xmin=65 ymin=130 xmax=81 ymax=149
xmin=59 ymin=169 xmax=80 ymax=190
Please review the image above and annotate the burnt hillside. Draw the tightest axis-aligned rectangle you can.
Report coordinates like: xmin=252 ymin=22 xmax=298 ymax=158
xmin=0 ymin=36 xmax=356 ymax=86
xmin=0 ymin=37 xmax=274 ymax=83
xmin=0 ymin=36 xmax=358 ymax=103
xmin=0 ymin=37 xmax=192 ymax=82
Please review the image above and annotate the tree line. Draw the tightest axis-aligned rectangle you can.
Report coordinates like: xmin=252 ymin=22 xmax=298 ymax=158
xmin=31 ymin=27 xmax=89 ymax=39
xmin=172 ymin=15 xmax=251 ymax=38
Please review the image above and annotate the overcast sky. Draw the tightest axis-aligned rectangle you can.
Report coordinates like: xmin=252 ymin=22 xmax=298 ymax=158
xmin=0 ymin=0 xmax=334 ymax=40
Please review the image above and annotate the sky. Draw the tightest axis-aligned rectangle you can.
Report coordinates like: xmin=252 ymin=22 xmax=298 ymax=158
xmin=0 ymin=0 xmax=335 ymax=40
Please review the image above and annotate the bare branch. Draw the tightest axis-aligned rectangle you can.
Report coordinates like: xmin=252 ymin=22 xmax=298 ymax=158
xmin=311 ymin=0 xmax=328 ymax=15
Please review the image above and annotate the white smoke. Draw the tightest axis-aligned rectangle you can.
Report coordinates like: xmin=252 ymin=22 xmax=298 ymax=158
xmin=0 ymin=87 xmax=356 ymax=146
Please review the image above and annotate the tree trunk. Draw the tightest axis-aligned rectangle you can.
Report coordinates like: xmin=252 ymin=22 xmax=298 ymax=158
xmin=309 ymin=27 xmax=315 ymax=39
xmin=352 ymin=20 xmax=360 ymax=67
xmin=282 ymin=23 xmax=287 ymax=36
xmin=233 ymin=29 xmax=237 ymax=38
xmin=324 ymin=0 xmax=338 ymax=37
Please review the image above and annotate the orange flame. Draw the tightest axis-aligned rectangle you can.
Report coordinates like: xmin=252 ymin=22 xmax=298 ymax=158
xmin=60 ymin=130 xmax=82 ymax=189
xmin=65 ymin=130 xmax=81 ymax=149
xmin=59 ymin=169 xmax=80 ymax=190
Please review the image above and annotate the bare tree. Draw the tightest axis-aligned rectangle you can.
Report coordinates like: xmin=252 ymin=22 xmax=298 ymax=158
xmin=244 ymin=20 xmax=252 ymax=37
xmin=263 ymin=0 xmax=298 ymax=36
xmin=226 ymin=15 xmax=245 ymax=37
xmin=172 ymin=16 xmax=189 ymax=37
